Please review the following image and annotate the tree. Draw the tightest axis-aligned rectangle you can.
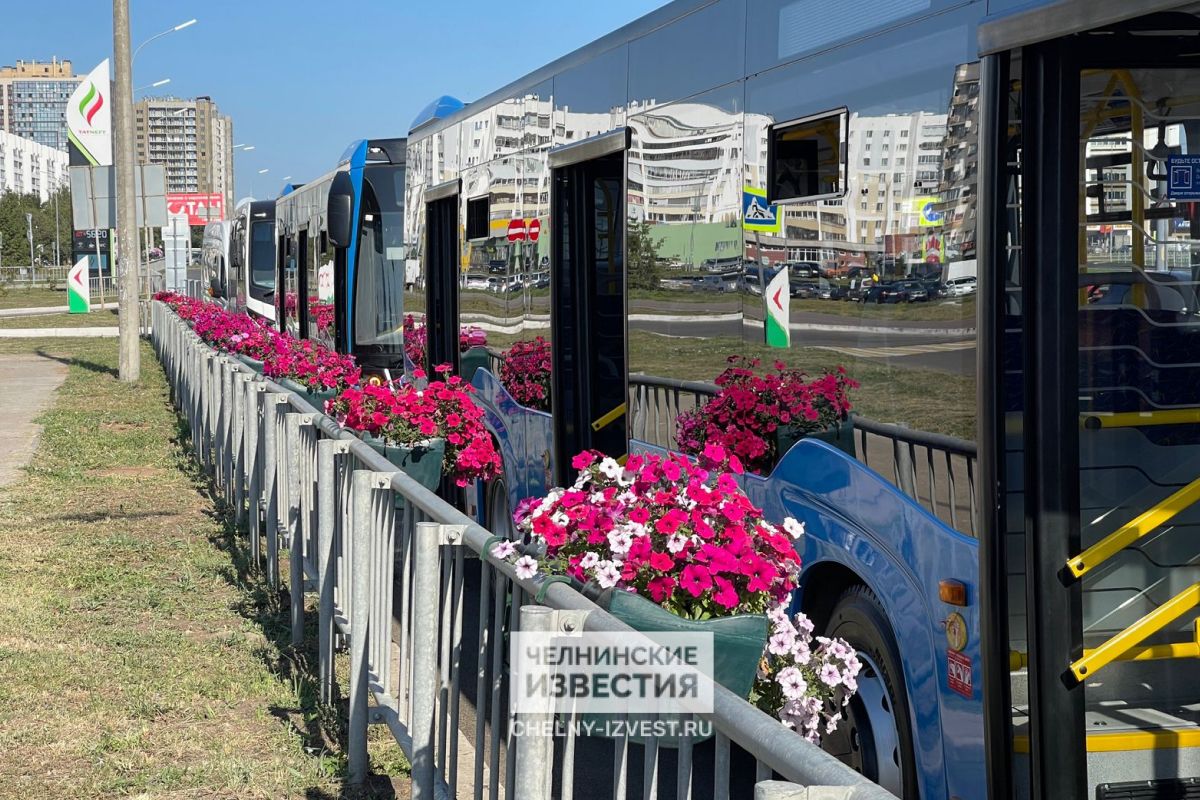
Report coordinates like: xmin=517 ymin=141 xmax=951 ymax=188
xmin=0 ymin=188 xmax=73 ymax=267
xmin=627 ymin=219 xmax=663 ymax=291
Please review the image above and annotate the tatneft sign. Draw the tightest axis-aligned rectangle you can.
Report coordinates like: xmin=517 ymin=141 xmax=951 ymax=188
xmin=167 ymin=193 xmax=225 ymax=226
xmin=66 ymin=59 xmax=112 ymax=167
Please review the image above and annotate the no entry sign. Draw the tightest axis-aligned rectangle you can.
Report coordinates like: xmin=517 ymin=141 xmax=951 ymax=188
xmin=506 ymin=218 xmax=541 ymax=242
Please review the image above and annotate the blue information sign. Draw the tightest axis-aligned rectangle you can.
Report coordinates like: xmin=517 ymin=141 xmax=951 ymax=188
xmin=1167 ymin=155 xmax=1200 ymax=200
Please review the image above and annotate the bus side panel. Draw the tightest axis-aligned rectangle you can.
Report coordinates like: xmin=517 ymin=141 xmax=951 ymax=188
xmin=750 ymin=439 xmax=984 ymax=800
xmin=470 ymin=369 xmax=554 ymax=519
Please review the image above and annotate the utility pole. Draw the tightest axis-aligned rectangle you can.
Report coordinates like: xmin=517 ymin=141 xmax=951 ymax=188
xmin=25 ymin=213 xmax=34 ymax=280
xmin=53 ymin=183 xmax=61 ymax=266
xmin=114 ymin=0 xmax=141 ymax=381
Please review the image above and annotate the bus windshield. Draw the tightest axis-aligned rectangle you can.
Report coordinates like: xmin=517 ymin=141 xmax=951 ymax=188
xmin=354 ymin=165 xmax=406 ymax=352
xmin=250 ymin=220 xmax=275 ymax=289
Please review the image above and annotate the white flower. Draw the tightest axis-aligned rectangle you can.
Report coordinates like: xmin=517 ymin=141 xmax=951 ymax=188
xmin=598 ymin=458 xmax=623 ymax=480
xmin=514 ymin=555 xmax=538 ymax=581
xmin=594 ymin=560 xmax=621 ymax=589
xmin=666 ymin=532 xmax=688 ymax=554
xmin=768 ymin=629 xmax=796 ymax=656
xmin=793 ymin=612 xmax=815 ymax=638
xmin=579 ymin=551 xmax=599 ymax=570
xmin=776 ymin=666 xmax=808 ymax=700
xmin=767 ymin=604 xmax=790 ymax=625
xmin=825 ymin=711 xmax=842 ymax=734
xmin=491 ymin=540 xmax=516 ymax=560
xmin=621 ymin=520 xmax=647 ymax=538
xmin=842 ymin=674 xmax=858 ymax=695
xmin=618 ymin=469 xmax=636 ymax=487
xmin=551 ymin=511 xmax=569 ymax=527
xmin=791 ymin=640 xmax=812 ymax=666
xmin=783 ymin=517 xmax=805 ymax=540
xmin=819 ymin=663 xmax=842 ymax=688
xmin=607 ymin=529 xmax=633 ymax=556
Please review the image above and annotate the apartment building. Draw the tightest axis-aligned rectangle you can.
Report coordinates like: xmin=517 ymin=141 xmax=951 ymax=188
xmin=134 ymin=95 xmax=234 ymax=211
xmin=0 ymin=129 xmax=69 ymax=202
xmin=0 ymin=58 xmax=80 ymax=151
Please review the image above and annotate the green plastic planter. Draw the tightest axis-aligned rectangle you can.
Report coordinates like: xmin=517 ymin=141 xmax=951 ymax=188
xmin=276 ymin=376 xmax=337 ymax=411
xmin=776 ymin=414 xmax=856 ymax=461
xmin=460 ymin=346 xmax=490 ymax=383
xmin=234 ymin=354 xmax=264 ymax=373
xmin=360 ymin=435 xmax=446 ymax=509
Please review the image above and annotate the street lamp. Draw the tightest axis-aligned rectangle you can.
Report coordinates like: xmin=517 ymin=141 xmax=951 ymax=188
xmin=134 ymin=77 xmax=170 ymax=93
xmin=132 ymin=18 xmax=198 ymax=64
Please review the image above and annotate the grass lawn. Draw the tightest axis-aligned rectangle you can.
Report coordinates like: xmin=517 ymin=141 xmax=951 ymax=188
xmin=0 ymin=309 xmax=120 ymax=329
xmin=0 ymin=286 xmax=68 ymax=310
xmin=0 ymin=337 xmax=407 ymax=798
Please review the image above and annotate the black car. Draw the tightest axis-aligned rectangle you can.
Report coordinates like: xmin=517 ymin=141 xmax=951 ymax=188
xmin=873 ymin=283 xmax=908 ymax=304
xmin=896 ymin=280 xmax=929 ymax=302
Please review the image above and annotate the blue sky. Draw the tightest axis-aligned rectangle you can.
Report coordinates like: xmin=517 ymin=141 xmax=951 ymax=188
xmin=0 ymin=0 xmax=665 ymax=200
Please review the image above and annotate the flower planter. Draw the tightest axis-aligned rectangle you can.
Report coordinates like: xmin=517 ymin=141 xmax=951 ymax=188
xmin=360 ymin=434 xmax=445 ymax=508
xmin=275 ymin=376 xmax=337 ymax=411
xmin=459 ymin=346 xmax=490 ymax=384
xmin=234 ymin=354 xmax=265 ymax=373
xmin=574 ymin=583 xmax=768 ymax=745
xmin=776 ymin=414 xmax=856 ymax=461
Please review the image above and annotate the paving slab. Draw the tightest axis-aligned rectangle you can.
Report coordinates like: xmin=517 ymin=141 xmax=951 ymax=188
xmin=0 ymin=354 xmax=68 ymax=486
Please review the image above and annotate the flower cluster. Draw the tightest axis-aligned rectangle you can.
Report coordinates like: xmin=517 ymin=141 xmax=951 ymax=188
xmin=264 ymin=335 xmax=361 ymax=394
xmin=309 ymin=298 xmax=335 ymax=335
xmin=327 ymin=365 xmax=502 ymax=486
xmin=403 ymin=315 xmax=489 ymax=370
xmin=501 ymin=444 xmax=801 ymax=619
xmin=677 ymin=357 xmax=857 ymax=475
xmin=754 ymin=606 xmax=861 ymax=743
xmin=499 ymin=337 xmax=551 ymax=411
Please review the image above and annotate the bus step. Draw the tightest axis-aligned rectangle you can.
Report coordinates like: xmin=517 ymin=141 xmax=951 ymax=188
xmin=1098 ymin=777 xmax=1199 ymax=799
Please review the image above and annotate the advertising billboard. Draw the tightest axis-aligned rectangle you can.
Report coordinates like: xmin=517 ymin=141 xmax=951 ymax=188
xmin=66 ymin=59 xmax=112 ymax=167
xmin=166 ymin=193 xmax=225 ymax=226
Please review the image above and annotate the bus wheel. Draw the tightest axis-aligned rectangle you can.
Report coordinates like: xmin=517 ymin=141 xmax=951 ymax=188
xmin=820 ymin=585 xmax=918 ymax=798
xmin=486 ymin=479 xmax=514 ymax=540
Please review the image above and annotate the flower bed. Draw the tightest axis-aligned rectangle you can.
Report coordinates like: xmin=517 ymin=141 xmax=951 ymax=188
xmin=403 ymin=315 xmax=490 ymax=371
xmin=677 ymin=356 xmax=858 ymax=474
xmin=263 ymin=335 xmax=361 ymax=398
xmin=327 ymin=365 xmax=501 ymax=487
xmin=498 ymin=337 xmax=551 ymax=411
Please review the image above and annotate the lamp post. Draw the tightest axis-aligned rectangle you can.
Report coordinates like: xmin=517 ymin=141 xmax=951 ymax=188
xmin=25 ymin=212 xmax=34 ymax=279
xmin=132 ymin=18 xmax=197 ymax=64
xmin=134 ymin=77 xmax=170 ymax=94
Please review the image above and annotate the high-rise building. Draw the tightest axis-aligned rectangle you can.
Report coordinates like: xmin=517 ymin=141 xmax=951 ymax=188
xmin=0 ymin=58 xmax=81 ymax=151
xmin=0 ymin=129 xmax=70 ymax=202
xmin=134 ymin=95 xmax=234 ymax=211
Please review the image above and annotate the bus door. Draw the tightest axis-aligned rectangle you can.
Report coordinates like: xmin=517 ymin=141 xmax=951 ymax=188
xmin=549 ymin=130 xmax=629 ymax=485
xmin=425 ymin=179 xmax=461 ymax=374
xmin=981 ymin=8 xmax=1200 ymax=798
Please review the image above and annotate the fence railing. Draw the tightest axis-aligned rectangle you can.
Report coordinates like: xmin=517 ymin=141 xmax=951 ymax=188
xmin=152 ymin=301 xmax=898 ymax=800
xmin=625 ymin=374 xmax=978 ymax=537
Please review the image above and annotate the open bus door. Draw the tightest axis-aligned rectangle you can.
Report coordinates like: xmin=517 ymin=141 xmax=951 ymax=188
xmin=980 ymin=4 xmax=1200 ymax=797
xmin=425 ymin=179 xmax=461 ymax=374
xmin=549 ymin=130 xmax=629 ymax=486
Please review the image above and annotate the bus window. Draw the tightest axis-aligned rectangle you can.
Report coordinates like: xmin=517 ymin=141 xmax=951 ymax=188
xmin=354 ymin=173 xmax=405 ymax=353
xmin=250 ymin=221 xmax=275 ymax=290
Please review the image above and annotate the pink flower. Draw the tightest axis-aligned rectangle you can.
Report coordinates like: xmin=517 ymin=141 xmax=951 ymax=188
xmin=712 ymin=576 xmax=739 ymax=609
xmin=680 ymin=565 xmax=711 ymax=597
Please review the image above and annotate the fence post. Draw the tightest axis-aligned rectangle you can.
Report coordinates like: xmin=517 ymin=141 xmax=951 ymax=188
xmin=348 ymin=470 xmax=374 ymax=786
xmin=286 ymin=412 xmax=311 ymax=647
xmin=263 ymin=394 xmax=287 ymax=588
xmin=316 ymin=438 xmax=344 ymax=704
xmin=513 ymin=605 xmax=555 ymax=800
xmin=891 ymin=425 xmax=917 ymax=499
xmin=411 ymin=520 xmax=441 ymax=800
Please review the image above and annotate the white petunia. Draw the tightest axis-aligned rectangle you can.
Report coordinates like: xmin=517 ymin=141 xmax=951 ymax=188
xmin=594 ymin=560 xmax=621 ymax=589
xmin=776 ymin=666 xmax=808 ymax=700
xmin=514 ymin=555 xmax=539 ymax=581
xmin=491 ymin=540 xmax=516 ymax=560
xmin=579 ymin=551 xmax=600 ymax=570
xmin=598 ymin=458 xmax=623 ymax=480
xmin=666 ymin=532 xmax=689 ymax=554
xmin=607 ymin=529 xmax=633 ymax=556
xmin=783 ymin=517 xmax=806 ymax=540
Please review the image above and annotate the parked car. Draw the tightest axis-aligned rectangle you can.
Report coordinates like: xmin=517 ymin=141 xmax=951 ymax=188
xmin=946 ymin=276 xmax=978 ymax=297
xmin=920 ymin=280 xmax=947 ymax=299
xmin=896 ymin=280 xmax=929 ymax=302
xmin=873 ymin=283 xmax=909 ymax=304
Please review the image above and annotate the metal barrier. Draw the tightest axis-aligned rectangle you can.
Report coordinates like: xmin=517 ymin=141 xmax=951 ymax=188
xmin=153 ymin=301 xmax=898 ymax=800
xmin=626 ymin=374 xmax=978 ymax=537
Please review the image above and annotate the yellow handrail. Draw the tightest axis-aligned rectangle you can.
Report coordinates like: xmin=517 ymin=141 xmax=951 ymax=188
xmin=1068 ymin=583 xmax=1200 ymax=683
xmin=590 ymin=402 xmax=626 ymax=432
xmin=1067 ymin=475 xmax=1200 ymax=579
xmin=1081 ymin=409 xmax=1200 ymax=430
xmin=1010 ymin=618 xmax=1200 ymax=672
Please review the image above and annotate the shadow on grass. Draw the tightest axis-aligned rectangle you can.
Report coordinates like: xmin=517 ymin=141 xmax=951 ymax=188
xmin=34 ymin=347 xmax=119 ymax=377
xmin=169 ymin=414 xmax=401 ymax=800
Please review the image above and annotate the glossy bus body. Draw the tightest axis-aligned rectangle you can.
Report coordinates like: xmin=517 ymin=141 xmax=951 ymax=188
xmin=405 ymin=1 xmax=1200 ymax=797
xmin=200 ymin=219 xmax=232 ymax=304
xmin=274 ymin=139 xmax=408 ymax=370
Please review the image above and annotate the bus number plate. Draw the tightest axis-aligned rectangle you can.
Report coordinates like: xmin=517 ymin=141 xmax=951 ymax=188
xmin=947 ymin=649 xmax=973 ymax=699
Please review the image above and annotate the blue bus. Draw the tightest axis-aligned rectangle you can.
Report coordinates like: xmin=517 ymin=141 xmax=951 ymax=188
xmin=274 ymin=138 xmax=408 ymax=372
xmin=402 ymin=1 xmax=1200 ymax=797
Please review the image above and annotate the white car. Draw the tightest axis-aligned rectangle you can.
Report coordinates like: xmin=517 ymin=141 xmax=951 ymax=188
xmin=946 ymin=276 xmax=977 ymax=297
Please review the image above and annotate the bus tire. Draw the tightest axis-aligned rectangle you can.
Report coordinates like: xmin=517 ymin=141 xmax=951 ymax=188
xmin=821 ymin=585 xmax=919 ymax=799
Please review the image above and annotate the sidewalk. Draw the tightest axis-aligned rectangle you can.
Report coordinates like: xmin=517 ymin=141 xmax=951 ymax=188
xmin=0 ymin=327 xmax=119 ymax=338
xmin=0 ymin=301 xmax=118 ymax=318
xmin=0 ymin=338 xmax=406 ymax=798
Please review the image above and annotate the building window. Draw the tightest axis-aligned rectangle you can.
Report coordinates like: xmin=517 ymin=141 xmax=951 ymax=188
xmin=767 ymin=108 xmax=847 ymax=204
xmin=466 ymin=195 xmax=490 ymax=240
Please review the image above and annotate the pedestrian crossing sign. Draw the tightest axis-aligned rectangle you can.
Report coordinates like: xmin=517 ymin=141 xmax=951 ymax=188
xmin=743 ymin=187 xmax=780 ymax=233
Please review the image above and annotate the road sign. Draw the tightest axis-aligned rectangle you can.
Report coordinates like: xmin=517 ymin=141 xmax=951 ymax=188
xmin=1167 ymin=155 xmax=1200 ymax=200
xmin=507 ymin=218 xmax=526 ymax=242
xmin=68 ymin=258 xmax=91 ymax=313
xmin=912 ymin=196 xmax=943 ymax=227
xmin=528 ymin=218 xmax=540 ymax=242
xmin=764 ymin=266 xmax=790 ymax=348
xmin=743 ymin=187 xmax=780 ymax=233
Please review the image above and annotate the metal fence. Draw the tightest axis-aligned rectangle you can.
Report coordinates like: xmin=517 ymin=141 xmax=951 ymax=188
xmin=152 ymin=301 xmax=897 ymax=800
xmin=626 ymin=375 xmax=978 ymax=537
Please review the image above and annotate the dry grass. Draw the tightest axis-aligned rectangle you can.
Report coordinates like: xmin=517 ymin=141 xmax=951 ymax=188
xmin=0 ymin=286 xmax=67 ymax=310
xmin=0 ymin=337 xmax=408 ymax=798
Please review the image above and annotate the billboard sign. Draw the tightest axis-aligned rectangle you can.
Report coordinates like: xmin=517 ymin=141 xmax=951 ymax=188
xmin=167 ymin=192 xmax=225 ymax=226
xmin=66 ymin=59 xmax=112 ymax=167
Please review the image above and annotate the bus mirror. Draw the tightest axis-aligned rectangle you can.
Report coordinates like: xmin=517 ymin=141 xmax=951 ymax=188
xmin=328 ymin=171 xmax=354 ymax=247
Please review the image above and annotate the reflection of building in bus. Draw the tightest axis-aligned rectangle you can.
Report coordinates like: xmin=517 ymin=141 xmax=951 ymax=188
xmin=938 ymin=61 xmax=980 ymax=262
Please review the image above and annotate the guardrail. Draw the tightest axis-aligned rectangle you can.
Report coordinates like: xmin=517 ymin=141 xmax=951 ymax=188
xmin=152 ymin=301 xmax=898 ymax=800
xmin=626 ymin=374 xmax=978 ymax=536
